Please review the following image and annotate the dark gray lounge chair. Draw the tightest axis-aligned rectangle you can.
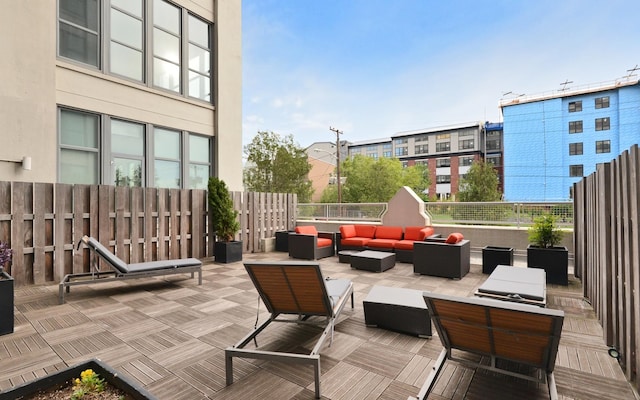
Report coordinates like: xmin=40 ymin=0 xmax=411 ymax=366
xmin=409 ymin=292 xmax=564 ymax=400
xmin=225 ymin=261 xmax=353 ymax=399
xmin=58 ymin=236 xmax=202 ymax=304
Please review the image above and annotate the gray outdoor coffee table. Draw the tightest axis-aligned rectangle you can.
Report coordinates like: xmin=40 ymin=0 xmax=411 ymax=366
xmin=349 ymin=250 xmax=395 ymax=272
xmin=363 ymin=285 xmax=431 ymax=337
xmin=475 ymin=265 xmax=547 ymax=307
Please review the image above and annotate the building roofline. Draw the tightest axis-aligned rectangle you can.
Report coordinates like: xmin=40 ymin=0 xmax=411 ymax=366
xmin=499 ymin=77 xmax=640 ymax=108
xmin=393 ymin=121 xmax=484 ymax=137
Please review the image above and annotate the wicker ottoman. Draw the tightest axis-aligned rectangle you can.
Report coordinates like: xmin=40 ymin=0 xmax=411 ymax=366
xmin=349 ymin=250 xmax=395 ymax=272
xmin=363 ymin=285 xmax=431 ymax=337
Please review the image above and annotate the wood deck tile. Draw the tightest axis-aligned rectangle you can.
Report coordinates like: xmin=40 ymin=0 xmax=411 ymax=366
xmin=344 ymin=341 xmax=413 ymax=378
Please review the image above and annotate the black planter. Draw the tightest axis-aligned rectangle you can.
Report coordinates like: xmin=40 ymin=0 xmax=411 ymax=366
xmin=0 ymin=358 xmax=156 ymax=399
xmin=215 ymin=240 xmax=243 ymax=263
xmin=0 ymin=270 xmax=13 ymax=336
xmin=482 ymin=246 xmax=514 ymax=274
xmin=527 ymin=245 xmax=568 ymax=285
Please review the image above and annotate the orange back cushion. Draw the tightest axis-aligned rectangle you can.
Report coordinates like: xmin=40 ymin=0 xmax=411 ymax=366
xmin=295 ymin=225 xmax=318 ymax=236
xmin=404 ymin=226 xmax=424 ymax=241
xmin=420 ymin=227 xmax=435 ymax=239
xmin=375 ymin=226 xmax=403 ymax=240
xmin=339 ymin=225 xmax=356 ymax=239
xmin=445 ymin=232 xmax=464 ymax=244
xmin=354 ymin=225 xmax=377 ymax=238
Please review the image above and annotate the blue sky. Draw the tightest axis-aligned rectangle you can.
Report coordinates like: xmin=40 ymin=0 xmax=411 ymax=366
xmin=242 ymin=1 xmax=640 ymax=149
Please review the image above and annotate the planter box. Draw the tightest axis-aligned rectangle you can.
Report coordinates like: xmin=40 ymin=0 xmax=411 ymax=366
xmin=0 ymin=270 xmax=13 ymax=336
xmin=482 ymin=246 xmax=514 ymax=274
xmin=527 ymin=245 xmax=568 ymax=285
xmin=0 ymin=358 xmax=156 ymax=400
xmin=215 ymin=240 xmax=243 ymax=263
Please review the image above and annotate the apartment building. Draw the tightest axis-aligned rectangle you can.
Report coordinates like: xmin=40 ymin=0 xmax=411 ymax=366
xmin=305 ymin=141 xmax=349 ymax=202
xmin=0 ymin=0 xmax=243 ymax=190
xmin=348 ymin=122 xmax=503 ymax=200
xmin=501 ymin=77 xmax=640 ymax=201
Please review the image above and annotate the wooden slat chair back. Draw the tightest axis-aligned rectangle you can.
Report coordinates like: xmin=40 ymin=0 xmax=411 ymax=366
xmin=247 ymin=263 xmax=332 ymax=317
xmin=410 ymin=292 xmax=564 ymax=400
xmin=226 ymin=261 xmax=353 ymax=399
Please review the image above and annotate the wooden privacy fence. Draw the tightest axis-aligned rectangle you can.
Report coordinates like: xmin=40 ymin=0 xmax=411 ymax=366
xmin=574 ymin=144 xmax=640 ymax=391
xmin=0 ymin=181 xmax=297 ymax=287
xmin=230 ymin=191 xmax=297 ymax=254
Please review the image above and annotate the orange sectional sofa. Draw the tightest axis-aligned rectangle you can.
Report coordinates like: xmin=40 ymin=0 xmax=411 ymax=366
xmin=337 ymin=224 xmax=435 ymax=263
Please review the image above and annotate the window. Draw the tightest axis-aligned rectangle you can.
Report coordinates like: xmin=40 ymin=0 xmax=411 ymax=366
xmin=435 ymin=142 xmax=450 ymax=152
xmin=596 ymin=140 xmax=611 ymax=154
xmin=458 ymin=129 xmax=475 ymax=137
xmin=187 ymin=134 xmax=210 ymax=189
xmin=414 ymin=160 xmax=428 ymax=166
xmin=569 ymin=120 xmax=583 ymax=134
xmin=366 ymin=145 xmax=378 ymax=152
xmin=382 ymin=151 xmax=392 ymax=158
xmin=568 ymin=101 xmax=582 ymax=112
xmin=59 ymin=107 xmax=212 ymax=188
xmin=59 ymin=108 xmax=100 ymax=184
xmin=382 ymin=143 xmax=392 ymax=150
xmin=154 ymin=128 xmax=181 ymax=188
xmin=459 ymin=139 xmax=474 ymax=150
xmin=111 ymin=119 xmax=145 ymax=186
xmin=486 ymin=155 xmax=501 ymax=166
xmin=436 ymin=175 xmax=451 ymax=184
xmin=110 ymin=0 xmax=144 ymax=81
xmin=394 ymin=147 xmax=408 ymax=156
xmin=595 ymin=117 xmax=610 ymax=131
xmin=394 ymin=138 xmax=407 ymax=145
xmin=57 ymin=1 xmax=214 ymax=103
xmin=415 ymin=144 xmax=428 ymax=154
xmin=595 ymin=96 xmax=610 ymax=109
xmin=436 ymin=158 xmax=450 ymax=167
xmin=368 ymin=153 xmax=379 ymax=159
xmin=58 ymin=0 xmax=100 ymax=67
xmin=569 ymin=142 xmax=583 ymax=156
xmin=460 ymin=156 xmax=474 ymax=166
xmin=414 ymin=135 xmax=428 ymax=142
xmin=569 ymin=165 xmax=583 ymax=177
xmin=153 ymin=0 xmax=181 ymax=93
xmin=188 ymin=14 xmax=211 ymax=101
xmin=486 ymin=138 xmax=501 ymax=150
xmin=436 ymin=133 xmax=450 ymax=140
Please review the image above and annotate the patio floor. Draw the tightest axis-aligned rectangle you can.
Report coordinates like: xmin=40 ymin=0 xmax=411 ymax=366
xmin=0 ymin=251 xmax=637 ymax=399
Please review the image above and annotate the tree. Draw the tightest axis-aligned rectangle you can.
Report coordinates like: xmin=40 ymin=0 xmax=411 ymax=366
xmin=320 ymin=155 xmax=430 ymax=203
xmin=244 ymin=131 xmax=313 ymax=202
xmin=457 ymin=160 xmax=501 ymax=202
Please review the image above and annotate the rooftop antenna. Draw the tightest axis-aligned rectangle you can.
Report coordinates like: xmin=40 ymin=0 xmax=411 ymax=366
xmin=625 ymin=64 xmax=639 ymax=79
xmin=559 ymin=79 xmax=573 ymax=91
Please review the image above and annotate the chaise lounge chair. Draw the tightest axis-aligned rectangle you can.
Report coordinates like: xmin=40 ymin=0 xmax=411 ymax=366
xmin=409 ymin=292 xmax=564 ymax=400
xmin=225 ymin=261 xmax=354 ymax=399
xmin=58 ymin=236 xmax=202 ymax=304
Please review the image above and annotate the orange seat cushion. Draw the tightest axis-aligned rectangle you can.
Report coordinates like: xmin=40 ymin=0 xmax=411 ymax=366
xmin=374 ymin=226 xmax=403 ymax=240
xmin=394 ymin=240 xmax=416 ymax=250
xmin=367 ymin=239 xmax=398 ymax=249
xmin=445 ymin=232 xmax=464 ymax=244
xmin=339 ymin=225 xmax=356 ymax=239
xmin=317 ymin=237 xmax=333 ymax=248
xmin=295 ymin=225 xmax=318 ymax=235
xmin=354 ymin=225 xmax=376 ymax=238
xmin=341 ymin=237 xmax=371 ymax=247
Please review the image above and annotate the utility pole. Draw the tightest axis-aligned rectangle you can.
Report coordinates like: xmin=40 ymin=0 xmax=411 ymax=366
xmin=329 ymin=126 xmax=343 ymax=204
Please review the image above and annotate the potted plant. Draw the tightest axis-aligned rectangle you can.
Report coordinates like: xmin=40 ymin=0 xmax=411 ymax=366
xmin=527 ymin=213 xmax=568 ymax=285
xmin=208 ymin=177 xmax=242 ymax=263
xmin=0 ymin=241 xmax=13 ymax=336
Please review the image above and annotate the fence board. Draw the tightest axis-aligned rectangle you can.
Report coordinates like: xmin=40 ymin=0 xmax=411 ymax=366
xmin=12 ymin=182 xmax=27 ymax=286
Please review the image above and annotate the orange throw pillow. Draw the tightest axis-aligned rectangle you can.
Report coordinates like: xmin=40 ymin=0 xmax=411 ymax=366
xmin=445 ymin=232 xmax=464 ymax=244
